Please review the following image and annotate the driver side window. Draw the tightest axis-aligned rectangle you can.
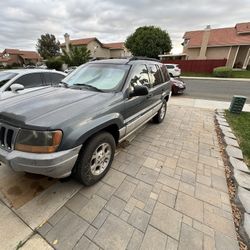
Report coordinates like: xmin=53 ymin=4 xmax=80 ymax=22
xmin=129 ymin=65 xmax=150 ymax=88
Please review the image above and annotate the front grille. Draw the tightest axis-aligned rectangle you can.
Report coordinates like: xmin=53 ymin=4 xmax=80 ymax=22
xmin=0 ymin=123 xmax=18 ymax=151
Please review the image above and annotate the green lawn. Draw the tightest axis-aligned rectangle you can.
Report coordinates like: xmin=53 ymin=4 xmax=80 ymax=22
xmin=225 ymin=111 xmax=250 ymax=167
xmin=182 ymin=70 xmax=250 ymax=78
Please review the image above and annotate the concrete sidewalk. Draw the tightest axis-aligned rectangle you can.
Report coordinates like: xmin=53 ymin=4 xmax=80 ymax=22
xmin=170 ymin=96 xmax=250 ymax=111
xmin=182 ymin=76 xmax=250 ymax=82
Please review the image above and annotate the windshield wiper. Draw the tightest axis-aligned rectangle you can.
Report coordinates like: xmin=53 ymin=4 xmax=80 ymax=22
xmin=72 ymin=83 xmax=103 ymax=92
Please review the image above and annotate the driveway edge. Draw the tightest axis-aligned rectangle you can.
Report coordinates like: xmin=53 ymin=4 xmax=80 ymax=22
xmin=215 ymin=109 xmax=250 ymax=249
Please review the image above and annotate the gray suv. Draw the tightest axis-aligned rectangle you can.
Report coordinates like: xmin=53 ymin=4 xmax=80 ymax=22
xmin=0 ymin=57 xmax=171 ymax=185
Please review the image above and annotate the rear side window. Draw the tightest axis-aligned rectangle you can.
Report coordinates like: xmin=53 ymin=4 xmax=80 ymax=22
xmin=161 ymin=65 xmax=170 ymax=82
xmin=129 ymin=64 xmax=150 ymax=88
xmin=43 ymin=73 xmax=65 ymax=85
xmin=148 ymin=64 xmax=164 ymax=86
xmin=14 ymin=73 xmax=43 ymax=88
xmin=166 ymin=64 xmax=174 ymax=69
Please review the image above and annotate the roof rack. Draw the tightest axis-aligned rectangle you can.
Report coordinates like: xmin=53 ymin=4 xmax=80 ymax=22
xmin=127 ymin=56 xmax=160 ymax=63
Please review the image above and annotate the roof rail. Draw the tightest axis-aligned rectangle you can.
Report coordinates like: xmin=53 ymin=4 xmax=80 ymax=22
xmin=127 ymin=56 xmax=160 ymax=63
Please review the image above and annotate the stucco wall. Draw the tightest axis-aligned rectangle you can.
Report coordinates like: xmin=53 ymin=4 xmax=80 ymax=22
xmin=87 ymin=41 xmax=110 ymax=58
xmin=186 ymin=48 xmax=200 ymax=59
xmin=205 ymin=47 xmax=230 ymax=59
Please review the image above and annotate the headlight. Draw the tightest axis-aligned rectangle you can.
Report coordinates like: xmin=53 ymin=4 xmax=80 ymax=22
xmin=15 ymin=129 xmax=62 ymax=153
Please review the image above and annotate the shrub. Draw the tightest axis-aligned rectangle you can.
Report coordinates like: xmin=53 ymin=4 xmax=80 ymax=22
xmin=45 ymin=58 xmax=63 ymax=71
xmin=213 ymin=66 xmax=233 ymax=78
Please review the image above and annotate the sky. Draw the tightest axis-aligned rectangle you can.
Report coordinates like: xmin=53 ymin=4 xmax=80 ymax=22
xmin=0 ymin=0 xmax=250 ymax=54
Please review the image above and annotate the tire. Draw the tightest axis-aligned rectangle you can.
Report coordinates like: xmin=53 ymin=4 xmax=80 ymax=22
xmin=153 ymin=100 xmax=167 ymax=123
xmin=169 ymin=73 xmax=173 ymax=77
xmin=73 ymin=132 xmax=116 ymax=186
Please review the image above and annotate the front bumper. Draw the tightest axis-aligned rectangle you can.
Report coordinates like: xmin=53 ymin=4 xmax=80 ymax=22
xmin=0 ymin=145 xmax=81 ymax=178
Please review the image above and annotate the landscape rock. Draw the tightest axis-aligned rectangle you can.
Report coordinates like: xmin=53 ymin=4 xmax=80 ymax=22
xmin=224 ymin=137 xmax=239 ymax=148
xmin=234 ymin=170 xmax=250 ymax=189
xmin=226 ymin=146 xmax=243 ymax=160
xmin=229 ymin=157 xmax=250 ymax=173
xmin=222 ymin=131 xmax=236 ymax=139
xmin=218 ymin=120 xmax=229 ymax=127
xmin=238 ymin=187 xmax=250 ymax=214
xmin=243 ymin=213 xmax=250 ymax=243
xmin=220 ymin=125 xmax=232 ymax=133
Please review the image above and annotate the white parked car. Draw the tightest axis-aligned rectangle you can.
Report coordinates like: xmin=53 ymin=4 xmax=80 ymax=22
xmin=0 ymin=69 xmax=66 ymax=100
xmin=165 ymin=64 xmax=181 ymax=77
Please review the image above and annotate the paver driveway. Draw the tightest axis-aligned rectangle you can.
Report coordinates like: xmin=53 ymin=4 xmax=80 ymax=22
xmin=38 ymin=105 xmax=239 ymax=250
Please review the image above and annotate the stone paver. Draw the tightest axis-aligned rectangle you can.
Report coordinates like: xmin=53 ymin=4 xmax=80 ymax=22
xmin=179 ymin=224 xmax=203 ymax=250
xmin=140 ymin=225 xmax=168 ymax=250
xmin=150 ymin=202 xmax=182 ymax=240
xmin=30 ymin=105 xmax=239 ymax=250
xmin=93 ymin=214 xmax=133 ymax=250
xmin=176 ymin=191 xmax=204 ymax=222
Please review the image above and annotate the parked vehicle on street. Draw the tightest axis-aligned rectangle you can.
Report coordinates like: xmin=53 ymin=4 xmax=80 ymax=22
xmin=171 ymin=77 xmax=186 ymax=95
xmin=0 ymin=57 xmax=171 ymax=185
xmin=165 ymin=64 xmax=181 ymax=77
xmin=0 ymin=69 xmax=66 ymax=100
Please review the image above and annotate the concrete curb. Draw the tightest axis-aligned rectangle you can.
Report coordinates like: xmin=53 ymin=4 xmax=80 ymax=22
xmin=215 ymin=109 xmax=250 ymax=246
xmin=182 ymin=76 xmax=250 ymax=82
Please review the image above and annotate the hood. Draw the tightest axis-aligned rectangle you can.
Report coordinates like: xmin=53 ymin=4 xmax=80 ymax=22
xmin=0 ymin=87 xmax=115 ymax=129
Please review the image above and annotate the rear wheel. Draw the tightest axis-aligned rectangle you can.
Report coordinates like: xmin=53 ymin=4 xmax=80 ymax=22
xmin=153 ymin=100 xmax=167 ymax=123
xmin=73 ymin=132 xmax=115 ymax=186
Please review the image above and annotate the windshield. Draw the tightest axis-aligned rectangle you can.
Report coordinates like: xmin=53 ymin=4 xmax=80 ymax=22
xmin=0 ymin=72 xmax=18 ymax=88
xmin=63 ymin=63 xmax=130 ymax=91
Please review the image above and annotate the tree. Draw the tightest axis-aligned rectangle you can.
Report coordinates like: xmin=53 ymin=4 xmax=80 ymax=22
xmin=125 ymin=26 xmax=172 ymax=59
xmin=36 ymin=34 xmax=60 ymax=59
xmin=61 ymin=45 xmax=91 ymax=66
xmin=45 ymin=58 xmax=63 ymax=71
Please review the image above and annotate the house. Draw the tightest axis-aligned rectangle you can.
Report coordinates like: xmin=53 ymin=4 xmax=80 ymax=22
xmin=0 ymin=49 xmax=41 ymax=66
xmin=60 ymin=33 xmax=131 ymax=59
xmin=182 ymin=22 xmax=250 ymax=69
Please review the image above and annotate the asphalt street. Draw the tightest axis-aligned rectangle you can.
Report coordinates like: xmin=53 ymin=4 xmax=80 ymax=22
xmin=179 ymin=78 xmax=250 ymax=103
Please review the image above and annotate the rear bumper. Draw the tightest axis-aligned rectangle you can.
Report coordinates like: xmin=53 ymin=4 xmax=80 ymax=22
xmin=0 ymin=146 xmax=81 ymax=178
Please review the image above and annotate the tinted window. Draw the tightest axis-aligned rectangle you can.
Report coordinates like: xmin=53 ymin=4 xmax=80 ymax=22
xmin=129 ymin=65 xmax=150 ymax=88
xmin=166 ymin=64 xmax=174 ymax=69
xmin=14 ymin=73 xmax=43 ymax=88
xmin=148 ymin=64 xmax=164 ymax=86
xmin=0 ymin=72 xmax=17 ymax=87
xmin=43 ymin=72 xmax=65 ymax=85
xmin=161 ymin=65 xmax=170 ymax=82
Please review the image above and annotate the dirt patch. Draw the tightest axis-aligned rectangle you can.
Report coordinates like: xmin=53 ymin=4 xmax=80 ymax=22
xmin=215 ymin=117 xmax=248 ymax=250
xmin=0 ymin=165 xmax=56 ymax=209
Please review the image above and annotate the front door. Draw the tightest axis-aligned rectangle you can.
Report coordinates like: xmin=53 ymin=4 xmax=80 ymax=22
xmin=123 ymin=64 xmax=154 ymax=134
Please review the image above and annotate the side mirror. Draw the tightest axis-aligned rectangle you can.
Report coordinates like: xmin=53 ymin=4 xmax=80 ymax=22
xmin=10 ymin=83 xmax=24 ymax=93
xmin=130 ymin=85 xmax=149 ymax=97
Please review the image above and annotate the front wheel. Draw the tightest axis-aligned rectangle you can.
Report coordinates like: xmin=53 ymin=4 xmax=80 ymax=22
xmin=73 ymin=132 xmax=115 ymax=186
xmin=153 ymin=100 xmax=167 ymax=123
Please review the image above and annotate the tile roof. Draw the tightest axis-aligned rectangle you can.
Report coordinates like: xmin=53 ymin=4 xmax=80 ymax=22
xmin=60 ymin=37 xmax=125 ymax=50
xmin=235 ymin=22 xmax=250 ymax=34
xmin=60 ymin=37 xmax=100 ymax=47
xmin=184 ymin=22 xmax=250 ymax=48
xmin=1 ymin=49 xmax=40 ymax=59
xmin=103 ymin=42 xmax=124 ymax=49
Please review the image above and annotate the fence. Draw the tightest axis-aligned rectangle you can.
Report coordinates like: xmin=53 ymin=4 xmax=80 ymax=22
xmin=161 ymin=59 xmax=227 ymax=73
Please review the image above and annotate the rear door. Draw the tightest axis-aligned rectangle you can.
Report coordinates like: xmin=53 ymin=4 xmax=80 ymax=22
xmin=146 ymin=64 xmax=167 ymax=113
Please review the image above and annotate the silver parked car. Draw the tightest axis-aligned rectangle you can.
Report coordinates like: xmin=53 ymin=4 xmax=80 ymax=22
xmin=0 ymin=69 xmax=66 ymax=100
